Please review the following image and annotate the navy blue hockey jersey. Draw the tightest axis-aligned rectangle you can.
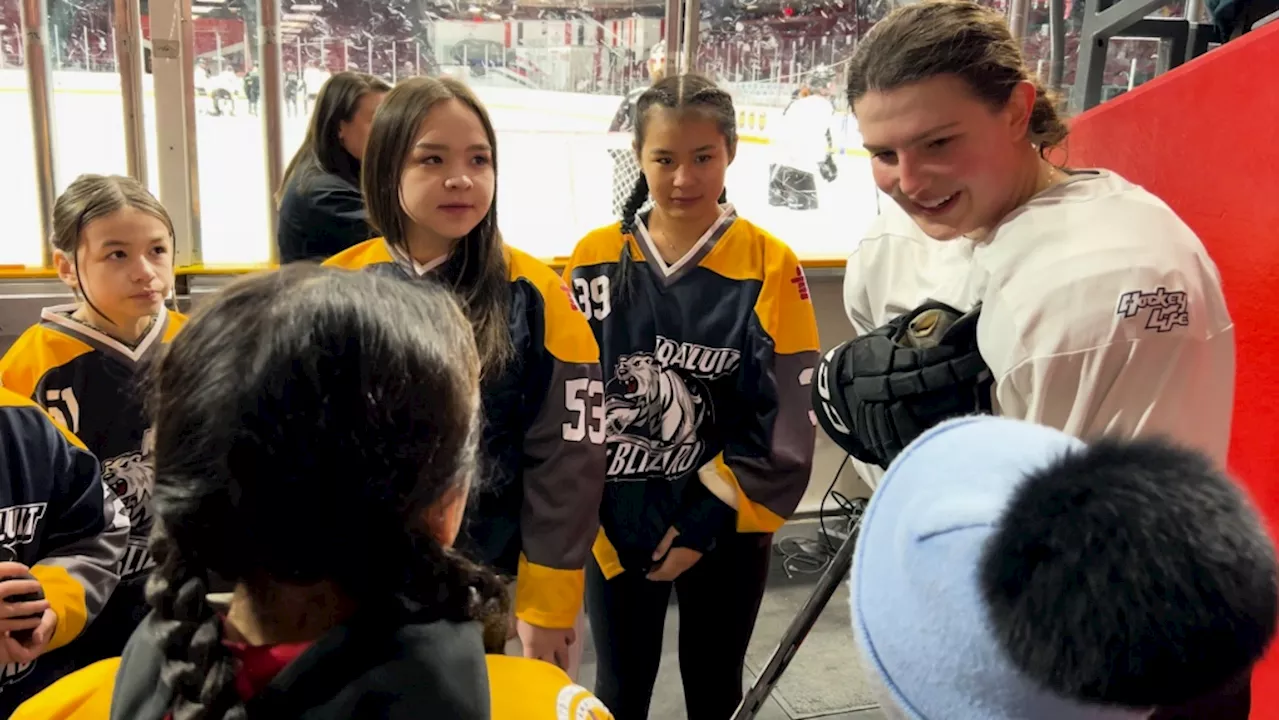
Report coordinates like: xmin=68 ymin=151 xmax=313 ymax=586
xmin=564 ymin=206 xmax=820 ymax=576
xmin=0 ymin=387 xmax=128 ymax=715
xmin=325 ymin=239 xmax=605 ymax=630
xmin=0 ymin=306 xmax=186 ymax=661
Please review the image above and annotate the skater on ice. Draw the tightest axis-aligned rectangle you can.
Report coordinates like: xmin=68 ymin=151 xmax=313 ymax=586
xmin=769 ymin=65 xmax=839 ymax=211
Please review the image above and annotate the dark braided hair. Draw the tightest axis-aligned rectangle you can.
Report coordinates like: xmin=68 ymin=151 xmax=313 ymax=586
xmin=145 ymin=264 xmax=504 ymax=719
xmin=613 ymin=73 xmax=737 ymax=301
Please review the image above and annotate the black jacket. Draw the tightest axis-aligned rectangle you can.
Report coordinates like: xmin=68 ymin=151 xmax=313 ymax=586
xmin=277 ymin=169 xmax=375 ymax=264
xmin=110 ymin=599 xmax=491 ymax=719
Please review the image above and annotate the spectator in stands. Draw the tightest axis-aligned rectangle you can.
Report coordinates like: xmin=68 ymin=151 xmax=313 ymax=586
xmin=276 ymin=71 xmax=390 ymax=263
xmin=851 ymin=415 xmax=1277 ymax=720
xmin=10 ymin=265 xmax=615 ymax=720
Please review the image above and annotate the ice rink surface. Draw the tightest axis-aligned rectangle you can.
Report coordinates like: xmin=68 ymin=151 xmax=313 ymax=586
xmin=0 ymin=86 xmax=882 ymax=267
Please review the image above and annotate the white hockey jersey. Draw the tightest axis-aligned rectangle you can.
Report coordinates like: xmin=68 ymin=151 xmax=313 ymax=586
xmin=843 ymin=170 xmax=1235 ymax=487
xmin=774 ymin=94 xmax=835 ymax=169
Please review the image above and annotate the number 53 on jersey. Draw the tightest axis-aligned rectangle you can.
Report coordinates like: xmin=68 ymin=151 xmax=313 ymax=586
xmin=563 ymin=377 xmax=605 ymax=444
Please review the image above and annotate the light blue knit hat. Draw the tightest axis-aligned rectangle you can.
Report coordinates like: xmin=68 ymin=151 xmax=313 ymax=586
xmin=849 ymin=415 xmax=1149 ymax=720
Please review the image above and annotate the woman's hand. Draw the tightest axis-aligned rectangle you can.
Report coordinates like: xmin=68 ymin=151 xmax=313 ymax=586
xmin=646 ymin=527 xmax=703 ymax=582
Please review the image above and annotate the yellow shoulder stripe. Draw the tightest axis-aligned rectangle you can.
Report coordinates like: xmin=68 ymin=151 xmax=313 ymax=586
xmin=566 ymin=225 xmax=638 ymax=270
xmin=162 ymin=309 xmax=189 ymax=341
xmin=0 ymin=387 xmax=88 ymax=450
xmin=0 ymin=325 xmax=94 ymax=401
xmin=506 ymin=246 xmax=599 ymax=365
xmin=755 ymin=240 xmax=820 ymax=356
xmin=697 ymin=218 xmax=768 ymax=282
xmin=323 ymin=238 xmax=394 ymax=270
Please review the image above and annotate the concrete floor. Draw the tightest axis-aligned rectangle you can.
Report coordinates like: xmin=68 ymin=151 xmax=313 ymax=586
xmin=575 ymin=519 xmax=887 ymax=720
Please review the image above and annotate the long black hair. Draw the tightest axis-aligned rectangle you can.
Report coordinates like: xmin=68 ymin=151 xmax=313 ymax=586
xmin=144 ymin=264 xmax=506 ymax=719
xmin=361 ymin=76 xmax=514 ymax=377
xmin=614 ymin=73 xmax=737 ymax=301
xmin=278 ymin=71 xmax=391 ymax=202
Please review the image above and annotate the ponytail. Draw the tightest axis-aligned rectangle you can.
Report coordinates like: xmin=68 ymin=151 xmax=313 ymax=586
xmin=407 ymin=531 xmax=508 ymax=629
xmin=147 ymin=526 xmax=246 ymax=720
xmin=612 ymin=174 xmax=650 ymax=304
xmin=1027 ymin=80 xmax=1069 ymax=157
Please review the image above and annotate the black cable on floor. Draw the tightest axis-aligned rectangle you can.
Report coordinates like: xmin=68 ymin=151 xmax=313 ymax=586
xmin=774 ymin=455 xmax=864 ymax=579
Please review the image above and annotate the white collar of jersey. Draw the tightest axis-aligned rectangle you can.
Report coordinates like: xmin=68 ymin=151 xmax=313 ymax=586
xmin=635 ymin=203 xmax=737 ymax=278
xmin=385 ymin=239 xmax=448 ymax=277
xmin=40 ymin=303 xmax=167 ymax=363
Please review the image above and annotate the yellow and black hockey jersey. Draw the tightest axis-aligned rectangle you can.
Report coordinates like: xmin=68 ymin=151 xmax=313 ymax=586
xmin=0 ymin=306 xmax=186 ymax=661
xmin=0 ymin=387 xmax=129 ymax=716
xmin=324 ymin=239 xmax=605 ymax=630
xmin=564 ymin=205 xmax=820 ymax=576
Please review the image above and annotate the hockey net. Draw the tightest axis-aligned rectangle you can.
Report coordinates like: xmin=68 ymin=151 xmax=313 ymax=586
xmin=609 ymin=145 xmax=643 ymax=219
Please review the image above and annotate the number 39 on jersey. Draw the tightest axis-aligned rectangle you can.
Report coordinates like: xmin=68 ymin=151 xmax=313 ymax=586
xmin=573 ymin=275 xmax=612 ymax=322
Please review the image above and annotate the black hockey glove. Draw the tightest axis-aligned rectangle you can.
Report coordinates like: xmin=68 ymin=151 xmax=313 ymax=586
xmin=812 ymin=300 xmax=994 ymax=469
xmin=819 ymin=155 xmax=838 ymax=183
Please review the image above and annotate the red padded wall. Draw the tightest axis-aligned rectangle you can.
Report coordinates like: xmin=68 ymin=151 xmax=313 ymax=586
xmin=1063 ymin=23 xmax=1278 ymax=719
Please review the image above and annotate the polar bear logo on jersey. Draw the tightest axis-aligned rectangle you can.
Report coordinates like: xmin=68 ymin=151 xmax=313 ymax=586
xmin=607 ymin=353 xmax=705 ymax=448
xmin=102 ymin=450 xmax=153 ymax=531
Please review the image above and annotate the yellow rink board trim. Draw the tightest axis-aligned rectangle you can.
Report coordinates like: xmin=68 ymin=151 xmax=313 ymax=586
xmin=0 ymin=257 xmax=848 ymax=280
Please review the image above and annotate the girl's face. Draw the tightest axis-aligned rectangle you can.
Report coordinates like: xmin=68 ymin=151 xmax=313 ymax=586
xmin=398 ymin=98 xmax=495 ymax=248
xmin=56 ymin=206 xmax=174 ymax=327
xmin=637 ymin=108 xmax=733 ymax=225
xmin=855 ymin=74 xmax=1033 ymax=240
xmin=339 ymin=90 xmax=387 ymax=161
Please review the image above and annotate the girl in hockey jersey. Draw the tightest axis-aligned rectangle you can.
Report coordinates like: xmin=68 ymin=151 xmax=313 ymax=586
xmin=324 ymin=76 xmax=605 ymax=677
xmin=563 ymin=73 xmax=821 ymax=720
xmin=10 ymin=265 xmax=614 ymax=720
xmin=842 ymin=1 xmax=1239 ymax=716
xmin=0 ymin=174 xmax=185 ymax=668
xmin=0 ymin=387 xmax=128 ymax=717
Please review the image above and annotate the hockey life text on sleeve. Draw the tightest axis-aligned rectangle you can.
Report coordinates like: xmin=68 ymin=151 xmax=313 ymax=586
xmin=510 ymin=252 xmax=606 ymax=631
xmin=812 ymin=300 xmax=994 ymax=469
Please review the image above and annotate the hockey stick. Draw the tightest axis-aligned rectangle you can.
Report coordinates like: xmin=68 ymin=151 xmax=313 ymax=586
xmin=731 ymin=500 xmax=867 ymax=720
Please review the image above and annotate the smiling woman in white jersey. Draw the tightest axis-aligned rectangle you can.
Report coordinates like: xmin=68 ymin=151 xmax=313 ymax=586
xmin=838 ymin=1 xmax=1240 ymax=717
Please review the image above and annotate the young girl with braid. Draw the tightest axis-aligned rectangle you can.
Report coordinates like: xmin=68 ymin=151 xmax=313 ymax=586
xmin=10 ymin=265 xmax=614 ymax=720
xmin=563 ymin=73 xmax=821 ymax=720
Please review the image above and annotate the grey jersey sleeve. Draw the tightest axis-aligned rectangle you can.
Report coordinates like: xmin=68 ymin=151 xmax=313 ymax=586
xmin=514 ymin=293 xmax=607 ymax=630
xmin=711 ymin=254 xmax=822 ymax=534
xmin=8 ymin=403 xmax=128 ymax=652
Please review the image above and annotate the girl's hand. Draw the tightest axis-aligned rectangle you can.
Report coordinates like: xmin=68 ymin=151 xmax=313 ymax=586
xmin=646 ymin=527 xmax=702 ymax=582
